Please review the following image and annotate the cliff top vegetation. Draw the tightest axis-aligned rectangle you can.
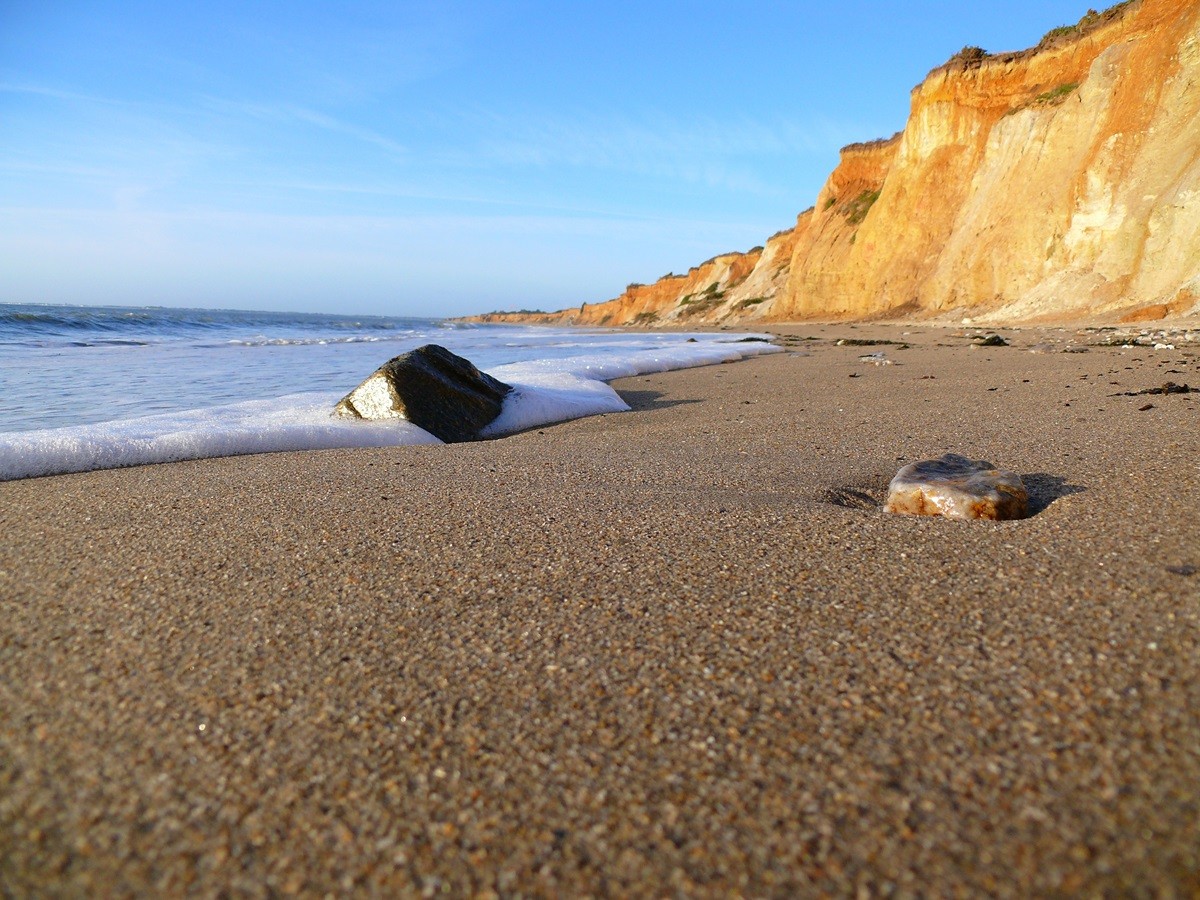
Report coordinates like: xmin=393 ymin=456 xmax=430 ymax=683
xmin=841 ymin=132 xmax=904 ymax=155
xmin=934 ymin=0 xmax=1139 ymax=74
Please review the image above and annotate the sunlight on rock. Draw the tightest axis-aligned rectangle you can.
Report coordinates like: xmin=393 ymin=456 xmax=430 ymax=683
xmin=886 ymin=453 xmax=1028 ymax=520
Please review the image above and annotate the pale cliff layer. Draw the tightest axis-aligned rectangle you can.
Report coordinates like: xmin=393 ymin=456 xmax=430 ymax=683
xmin=468 ymin=0 xmax=1200 ymax=327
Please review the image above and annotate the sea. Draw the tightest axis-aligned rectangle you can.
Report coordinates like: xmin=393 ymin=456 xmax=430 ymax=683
xmin=0 ymin=302 xmax=779 ymax=481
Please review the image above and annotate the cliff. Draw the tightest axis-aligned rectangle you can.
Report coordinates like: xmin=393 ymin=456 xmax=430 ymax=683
xmin=467 ymin=0 xmax=1200 ymax=327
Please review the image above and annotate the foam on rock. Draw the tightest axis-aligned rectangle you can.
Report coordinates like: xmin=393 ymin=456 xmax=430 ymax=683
xmin=334 ymin=344 xmax=512 ymax=443
xmin=885 ymin=453 xmax=1028 ymax=521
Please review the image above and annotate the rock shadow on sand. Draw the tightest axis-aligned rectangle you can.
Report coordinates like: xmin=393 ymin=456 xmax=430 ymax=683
xmin=820 ymin=485 xmax=887 ymax=511
xmin=1021 ymin=473 xmax=1086 ymax=515
xmin=617 ymin=389 xmax=703 ymax=412
xmin=820 ymin=473 xmax=1083 ymax=518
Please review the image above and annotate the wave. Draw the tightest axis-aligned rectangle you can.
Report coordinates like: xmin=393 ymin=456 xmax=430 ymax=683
xmin=0 ymin=302 xmax=435 ymax=343
xmin=221 ymin=334 xmax=413 ymax=347
xmin=0 ymin=337 xmax=780 ymax=481
xmin=68 ymin=339 xmax=154 ymax=347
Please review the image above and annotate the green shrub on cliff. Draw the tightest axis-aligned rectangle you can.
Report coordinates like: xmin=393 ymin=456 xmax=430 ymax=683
xmin=949 ymin=45 xmax=990 ymax=65
xmin=1035 ymin=82 xmax=1080 ymax=104
xmin=1037 ymin=1 xmax=1134 ymax=50
xmin=844 ymin=189 xmax=881 ymax=226
xmin=1005 ymin=81 xmax=1082 ymax=117
xmin=734 ymin=297 xmax=767 ymax=311
xmin=1038 ymin=24 xmax=1076 ymax=45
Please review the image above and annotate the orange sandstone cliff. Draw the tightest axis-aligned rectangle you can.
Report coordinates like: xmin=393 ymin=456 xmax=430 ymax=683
xmin=468 ymin=0 xmax=1200 ymax=327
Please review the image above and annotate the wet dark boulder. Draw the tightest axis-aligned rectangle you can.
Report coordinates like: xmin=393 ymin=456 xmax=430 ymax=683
xmin=334 ymin=344 xmax=512 ymax=442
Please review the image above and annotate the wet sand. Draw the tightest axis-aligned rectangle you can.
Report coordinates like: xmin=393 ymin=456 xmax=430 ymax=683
xmin=1 ymin=323 xmax=1198 ymax=895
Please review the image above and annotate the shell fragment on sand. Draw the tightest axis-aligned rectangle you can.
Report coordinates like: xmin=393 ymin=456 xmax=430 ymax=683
xmin=885 ymin=453 xmax=1028 ymax=520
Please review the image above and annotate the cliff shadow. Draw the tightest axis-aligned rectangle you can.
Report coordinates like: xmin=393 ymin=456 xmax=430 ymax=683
xmin=1021 ymin=473 xmax=1086 ymax=515
xmin=617 ymin=389 xmax=703 ymax=413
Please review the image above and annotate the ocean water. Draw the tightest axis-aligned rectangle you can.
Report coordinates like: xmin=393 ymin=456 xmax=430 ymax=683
xmin=0 ymin=303 xmax=779 ymax=480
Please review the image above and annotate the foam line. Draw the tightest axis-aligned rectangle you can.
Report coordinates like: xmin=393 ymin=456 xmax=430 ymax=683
xmin=0 ymin=338 xmax=779 ymax=480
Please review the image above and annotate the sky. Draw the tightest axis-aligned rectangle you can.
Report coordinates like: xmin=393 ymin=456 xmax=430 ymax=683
xmin=1 ymin=0 xmax=1102 ymax=318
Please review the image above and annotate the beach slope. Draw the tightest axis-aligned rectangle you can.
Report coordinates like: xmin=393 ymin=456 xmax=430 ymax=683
xmin=1 ymin=325 xmax=1197 ymax=895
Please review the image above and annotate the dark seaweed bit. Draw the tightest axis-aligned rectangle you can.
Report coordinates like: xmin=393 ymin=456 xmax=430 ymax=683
xmin=1113 ymin=382 xmax=1198 ymax=397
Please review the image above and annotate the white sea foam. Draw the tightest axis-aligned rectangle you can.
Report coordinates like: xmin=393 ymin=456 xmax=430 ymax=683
xmin=0 ymin=337 xmax=778 ymax=481
xmin=0 ymin=394 xmax=443 ymax=481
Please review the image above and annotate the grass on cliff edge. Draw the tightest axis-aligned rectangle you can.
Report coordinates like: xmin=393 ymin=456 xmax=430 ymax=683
xmin=1004 ymin=81 xmax=1081 ymax=117
xmin=1038 ymin=1 xmax=1135 ymax=50
xmin=844 ymin=190 xmax=882 ymax=226
xmin=1035 ymin=82 xmax=1081 ymax=104
xmin=945 ymin=0 xmax=1135 ymax=68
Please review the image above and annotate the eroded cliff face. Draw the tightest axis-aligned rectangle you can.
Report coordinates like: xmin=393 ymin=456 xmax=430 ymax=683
xmin=470 ymin=0 xmax=1200 ymax=327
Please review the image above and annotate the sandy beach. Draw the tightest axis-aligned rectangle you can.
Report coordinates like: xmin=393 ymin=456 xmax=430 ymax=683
xmin=1 ymin=323 xmax=1197 ymax=895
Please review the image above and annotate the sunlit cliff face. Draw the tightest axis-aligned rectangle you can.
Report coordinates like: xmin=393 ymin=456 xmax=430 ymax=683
xmin=469 ymin=0 xmax=1200 ymax=328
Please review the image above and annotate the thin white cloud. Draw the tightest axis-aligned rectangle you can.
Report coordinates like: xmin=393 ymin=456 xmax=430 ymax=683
xmin=286 ymin=106 xmax=407 ymax=157
xmin=443 ymin=107 xmax=859 ymax=196
xmin=199 ymin=175 xmax=766 ymax=227
xmin=0 ymin=82 xmax=126 ymax=105
xmin=199 ymin=96 xmax=406 ymax=157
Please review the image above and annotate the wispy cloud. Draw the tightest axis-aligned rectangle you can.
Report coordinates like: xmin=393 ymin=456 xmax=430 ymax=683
xmin=201 ymin=96 xmax=406 ymax=157
xmin=442 ymin=107 xmax=858 ymax=197
xmin=286 ymin=106 xmax=406 ymax=157
xmin=0 ymin=82 xmax=127 ymax=106
xmin=194 ymin=175 xmax=767 ymax=228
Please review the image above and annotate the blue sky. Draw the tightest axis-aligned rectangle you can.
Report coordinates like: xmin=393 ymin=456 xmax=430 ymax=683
xmin=2 ymin=0 xmax=1100 ymax=317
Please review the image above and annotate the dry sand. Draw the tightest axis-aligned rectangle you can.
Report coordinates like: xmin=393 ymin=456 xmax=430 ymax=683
xmin=1 ymin=323 xmax=1197 ymax=896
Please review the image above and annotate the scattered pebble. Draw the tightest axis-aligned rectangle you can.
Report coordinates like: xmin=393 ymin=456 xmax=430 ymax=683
xmin=886 ymin=453 xmax=1029 ymax=521
xmin=859 ymin=352 xmax=894 ymax=366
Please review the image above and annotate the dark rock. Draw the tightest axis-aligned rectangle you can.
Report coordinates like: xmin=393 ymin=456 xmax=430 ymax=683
xmin=334 ymin=345 xmax=512 ymax=442
xmin=972 ymin=334 xmax=1009 ymax=347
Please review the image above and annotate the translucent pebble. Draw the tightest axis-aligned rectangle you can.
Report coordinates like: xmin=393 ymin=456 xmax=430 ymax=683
xmin=886 ymin=453 xmax=1028 ymax=520
xmin=859 ymin=352 xmax=893 ymax=365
